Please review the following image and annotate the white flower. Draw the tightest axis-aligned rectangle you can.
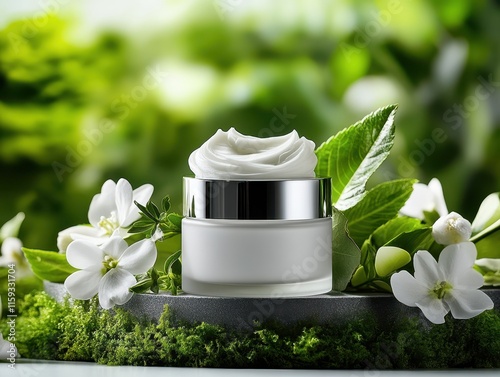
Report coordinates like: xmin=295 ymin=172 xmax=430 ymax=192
xmin=400 ymin=178 xmax=448 ymax=220
xmin=0 ymin=237 xmax=32 ymax=278
xmin=390 ymin=242 xmax=493 ymax=324
xmin=475 ymin=258 xmax=500 ymax=286
xmin=0 ymin=212 xmax=25 ymax=241
xmin=0 ymin=237 xmax=23 ymax=265
xmin=57 ymin=179 xmax=153 ymax=252
xmin=64 ymin=235 xmax=157 ymax=309
xmin=432 ymin=211 xmax=472 ymax=245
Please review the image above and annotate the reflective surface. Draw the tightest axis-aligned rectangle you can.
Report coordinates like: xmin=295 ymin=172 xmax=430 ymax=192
xmin=11 ymin=361 xmax=500 ymax=376
xmin=183 ymin=177 xmax=332 ymax=220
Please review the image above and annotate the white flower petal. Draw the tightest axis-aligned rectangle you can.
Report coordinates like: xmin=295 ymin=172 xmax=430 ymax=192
xmin=66 ymin=240 xmax=104 ymax=269
xmin=64 ymin=267 xmax=103 ymax=300
xmin=416 ymin=295 xmax=449 ymax=324
xmin=98 ymin=268 xmax=136 ymax=309
xmin=88 ymin=180 xmax=117 ymax=228
xmin=1 ymin=237 xmax=22 ymax=259
xmin=428 ymin=178 xmax=448 ymax=217
xmin=101 ymin=236 xmax=129 ymax=260
xmin=414 ymin=250 xmax=443 ymax=286
xmin=391 ymin=270 xmax=429 ymax=307
xmin=454 ymin=269 xmax=485 ymax=290
xmin=122 ymin=184 xmax=154 ymax=227
xmin=0 ymin=212 xmax=25 ymax=240
xmin=118 ymin=239 xmax=157 ymax=275
xmin=438 ymin=242 xmax=477 ymax=285
xmin=58 ymin=225 xmax=104 ymax=252
xmin=446 ymin=289 xmax=494 ymax=320
xmin=399 ymin=183 xmax=435 ymax=220
xmin=115 ymin=179 xmax=134 ymax=226
xmin=476 ymin=258 xmax=500 ymax=272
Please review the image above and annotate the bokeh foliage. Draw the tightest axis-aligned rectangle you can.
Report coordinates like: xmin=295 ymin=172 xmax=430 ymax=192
xmin=0 ymin=0 xmax=499 ymax=253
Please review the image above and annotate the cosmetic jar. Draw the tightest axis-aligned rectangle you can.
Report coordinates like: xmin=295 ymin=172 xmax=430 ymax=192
xmin=182 ymin=177 xmax=332 ymax=297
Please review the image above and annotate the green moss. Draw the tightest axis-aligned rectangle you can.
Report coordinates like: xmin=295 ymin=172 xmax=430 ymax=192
xmin=1 ymin=291 xmax=500 ymax=368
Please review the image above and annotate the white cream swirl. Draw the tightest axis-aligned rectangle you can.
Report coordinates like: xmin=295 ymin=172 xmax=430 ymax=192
xmin=188 ymin=128 xmax=317 ymax=179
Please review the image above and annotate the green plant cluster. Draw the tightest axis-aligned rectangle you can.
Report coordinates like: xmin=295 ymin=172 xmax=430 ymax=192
xmin=2 ymin=291 xmax=499 ymax=368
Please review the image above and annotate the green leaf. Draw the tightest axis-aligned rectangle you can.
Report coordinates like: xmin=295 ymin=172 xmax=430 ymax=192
xmin=351 ymin=265 xmax=368 ymax=287
xmin=161 ymin=196 xmax=171 ymax=213
xmin=164 ymin=249 xmax=182 ymax=274
xmin=130 ymin=278 xmax=153 ymax=293
xmin=171 ymin=260 xmax=182 ymax=276
xmin=22 ymin=248 xmax=77 ymax=283
xmin=146 ymin=201 xmax=161 ymax=220
xmin=167 ymin=213 xmax=183 ymax=230
xmin=0 ymin=212 xmax=25 ymax=241
xmin=331 ymin=207 xmax=361 ymax=291
xmin=386 ymin=228 xmax=434 ymax=255
xmin=369 ymin=216 xmax=434 ymax=257
xmin=370 ymin=216 xmax=424 ymax=249
xmin=315 ymin=104 xmax=398 ymax=210
xmin=343 ymin=179 xmax=416 ymax=246
xmin=134 ymin=200 xmax=156 ymax=221
xmin=128 ymin=219 xmax=155 ymax=234
xmin=374 ymin=246 xmax=411 ymax=277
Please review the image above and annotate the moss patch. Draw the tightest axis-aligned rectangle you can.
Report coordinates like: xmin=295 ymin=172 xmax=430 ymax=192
xmin=1 ymin=292 xmax=500 ymax=368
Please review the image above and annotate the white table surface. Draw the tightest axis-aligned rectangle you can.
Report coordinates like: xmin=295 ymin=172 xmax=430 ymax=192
xmin=5 ymin=361 xmax=499 ymax=377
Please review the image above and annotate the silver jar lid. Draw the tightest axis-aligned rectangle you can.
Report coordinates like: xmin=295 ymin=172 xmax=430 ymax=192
xmin=183 ymin=177 xmax=332 ymax=220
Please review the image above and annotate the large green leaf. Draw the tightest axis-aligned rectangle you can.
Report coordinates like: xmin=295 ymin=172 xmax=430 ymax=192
xmin=370 ymin=216 xmax=424 ymax=249
xmin=315 ymin=104 xmax=398 ymax=210
xmin=23 ymin=248 xmax=77 ymax=283
xmin=331 ymin=207 xmax=361 ymax=291
xmin=343 ymin=179 xmax=416 ymax=246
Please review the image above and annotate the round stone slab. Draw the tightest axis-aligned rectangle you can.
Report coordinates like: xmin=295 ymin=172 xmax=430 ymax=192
xmin=44 ymin=282 xmax=500 ymax=330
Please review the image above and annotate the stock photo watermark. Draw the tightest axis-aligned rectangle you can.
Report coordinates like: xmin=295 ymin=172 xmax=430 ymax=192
xmin=236 ymin=235 xmax=331 ymax=331
xmin=8 ymin=0 xmax=70 ymax=54
xmin=5 ymin=264 xmax=17 ymax=369
xmin=258 ymin=106 xmax=297 ymax=138
xmin=398 ymin=73 xmax=500 ymax=177
xmin=51 ymin=65 xmax=169 ymax=182
xmin=213 ymin=0 xmax=244 ymax=21
xmin=340 ymin=0 xmax=402 ymax=61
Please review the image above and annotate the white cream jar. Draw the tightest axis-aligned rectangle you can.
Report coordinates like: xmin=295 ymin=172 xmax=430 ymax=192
xmin=182 ymin=129 xmax=332 ymax=297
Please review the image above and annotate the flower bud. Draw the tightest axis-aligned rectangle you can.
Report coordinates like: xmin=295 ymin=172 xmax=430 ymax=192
xmin=432 ymin=212 xmax=472 ymax=245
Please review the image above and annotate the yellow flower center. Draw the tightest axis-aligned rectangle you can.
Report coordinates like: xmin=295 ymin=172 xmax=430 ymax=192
xmin=430 ymin=280 xmax=453 ymax=299
xmin=102 ymin=255 xmax=119 ymax=271
xmin=98 ymin=211 xmax=119 ymax=235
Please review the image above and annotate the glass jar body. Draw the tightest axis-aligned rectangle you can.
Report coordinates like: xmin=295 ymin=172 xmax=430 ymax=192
xmin=182 ymin=217 xmax=332 ymax=297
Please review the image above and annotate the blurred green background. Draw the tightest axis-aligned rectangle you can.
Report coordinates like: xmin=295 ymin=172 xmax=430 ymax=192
xmin=1 ymin=0 xmax=499 ymax=253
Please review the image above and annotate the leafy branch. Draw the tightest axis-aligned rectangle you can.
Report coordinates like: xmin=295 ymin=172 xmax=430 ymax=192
xmin=128 ymin=196 xmax=183 ymax=240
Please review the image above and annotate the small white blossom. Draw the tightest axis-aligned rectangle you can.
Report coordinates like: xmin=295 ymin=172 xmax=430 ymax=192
xmin=0 ymin=237 xmax=32 ymax=278
xmin=0 ymin=212 xmax=25 ymax=241
xmin=432 ymin=212 xmax=472 ymax=245
xmin=400 ymin=178 xmax=448 ymax=220
xmin=57 ymin=178 xmax=153 ymax=252
xmin=391 ymin=242 xmax=493 ymax=324
xmin=64 ymin=235 xmax=157 ymax=309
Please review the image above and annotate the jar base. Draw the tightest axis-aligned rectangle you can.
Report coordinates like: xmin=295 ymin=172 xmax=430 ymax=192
xmin=182 ymin=276 xmax=332 ymax=298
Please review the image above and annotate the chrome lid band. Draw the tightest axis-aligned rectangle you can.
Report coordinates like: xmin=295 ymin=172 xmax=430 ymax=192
xmin=183 ymin=177 xmax=332 ymax=220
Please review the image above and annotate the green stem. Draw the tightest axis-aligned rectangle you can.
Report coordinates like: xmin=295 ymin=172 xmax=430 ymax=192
xmin=470 ymin=225 xmax=500 ymax=243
